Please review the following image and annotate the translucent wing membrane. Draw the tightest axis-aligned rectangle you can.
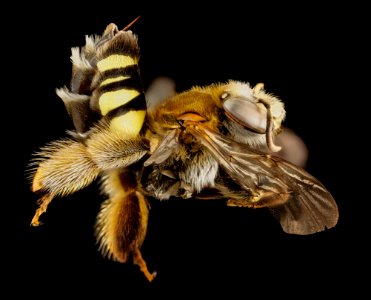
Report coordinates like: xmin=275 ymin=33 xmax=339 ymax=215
xmin=187 ymin=123 xmax=338 ymax=234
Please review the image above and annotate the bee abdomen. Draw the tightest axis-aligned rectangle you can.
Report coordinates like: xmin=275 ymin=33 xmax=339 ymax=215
xmin=92 ymin=31 xmax=146 ymax=137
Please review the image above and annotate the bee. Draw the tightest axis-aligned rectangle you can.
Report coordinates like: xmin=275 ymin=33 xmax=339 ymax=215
xmin=28 ymin=20 xmax=339 ymax=282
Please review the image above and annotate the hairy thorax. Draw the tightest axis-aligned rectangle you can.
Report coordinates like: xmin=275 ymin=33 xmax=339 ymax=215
xmin=141 ymin=132 xmax=219 ymax=200
xmin=176 ymin=141 xmax=219 ymax=196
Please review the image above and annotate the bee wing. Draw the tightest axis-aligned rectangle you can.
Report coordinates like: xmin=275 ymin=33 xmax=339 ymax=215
xmin=145 ymin=76 xmax=177 ymax=110
xmin=272 ymin=127 xmax=309 ymax=168
xmin=188 ymin=124 xmax=339 ymax=235
xmin=268 ymin=159 xmax=339 ymax=234
xmin=144 ymin=129 xmax=180 ymax=166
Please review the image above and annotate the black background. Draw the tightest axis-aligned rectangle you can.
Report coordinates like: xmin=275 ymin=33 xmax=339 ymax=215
xmin=8 ymin=4 xmax=367 ymax=297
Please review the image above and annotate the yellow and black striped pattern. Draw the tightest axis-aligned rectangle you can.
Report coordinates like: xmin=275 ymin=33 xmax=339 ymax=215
xmin=95 ymin=32 xmax=146 ymax=137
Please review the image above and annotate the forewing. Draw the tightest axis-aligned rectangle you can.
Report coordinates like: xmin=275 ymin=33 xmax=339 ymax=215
xmin=187 ymin=124 xmax=287 ymax=193
xmin=269 ymin=159 xmax=339 ymax=234
xmin=188 ymin=124 xmax=338 ymax=235
xmin=144 ymin=129 xmax=180 ymax=166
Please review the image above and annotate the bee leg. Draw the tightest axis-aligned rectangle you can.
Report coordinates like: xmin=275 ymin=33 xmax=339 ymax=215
xmin=86 ymin=127 xmax=149 ymax=170
xmin=95 ymin=170 xmax=156 ymax=282
xmin=29 ymin=139 xmax=100 ymax=226
xmin=227 ymin=190 xmax=290 ymax=208
xmin=133 ymin=248 xmax=157 ymax=282
xmin=30 ymin=194 xmax=54 ymax=226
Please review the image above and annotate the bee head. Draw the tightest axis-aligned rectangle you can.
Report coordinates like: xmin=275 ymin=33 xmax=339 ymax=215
xmin=220 ymin=80 xmax=286 ymax=151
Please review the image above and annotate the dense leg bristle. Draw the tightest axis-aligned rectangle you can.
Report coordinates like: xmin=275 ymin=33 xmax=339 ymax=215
xmin=95 ymin=170 xmax=156 ymax=281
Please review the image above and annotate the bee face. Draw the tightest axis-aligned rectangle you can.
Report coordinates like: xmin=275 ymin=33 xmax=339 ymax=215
xmin=219 ymin=81 xmax=286 ymax=148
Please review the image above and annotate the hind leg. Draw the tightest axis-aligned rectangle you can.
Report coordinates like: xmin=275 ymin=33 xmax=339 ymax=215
xmin=30 ymin=139 xmax=100 ymax=226
xmin=95 ymin=169 xmax=156 ymax=282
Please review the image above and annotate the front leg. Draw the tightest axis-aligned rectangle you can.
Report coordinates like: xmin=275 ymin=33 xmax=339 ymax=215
xmin=227 ymin=189 xmax=290 ymax=208
xmin=214 ymin=174 xmax=290 ymax=208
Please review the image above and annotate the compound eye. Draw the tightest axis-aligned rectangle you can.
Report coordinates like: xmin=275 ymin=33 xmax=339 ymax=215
xmin=223 ymin=97 xmax=267 ymax=134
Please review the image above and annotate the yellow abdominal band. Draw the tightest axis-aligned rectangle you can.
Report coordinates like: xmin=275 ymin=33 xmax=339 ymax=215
xmin=97 ymin=55 xmax=137 ymax=72
xmin=97 ymin=54 xmax=146 ymax=136
xmin=110 ymin=110 xmax=146 ymax=136
xmin=99 ymin=89 xmax=140 ymax=116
